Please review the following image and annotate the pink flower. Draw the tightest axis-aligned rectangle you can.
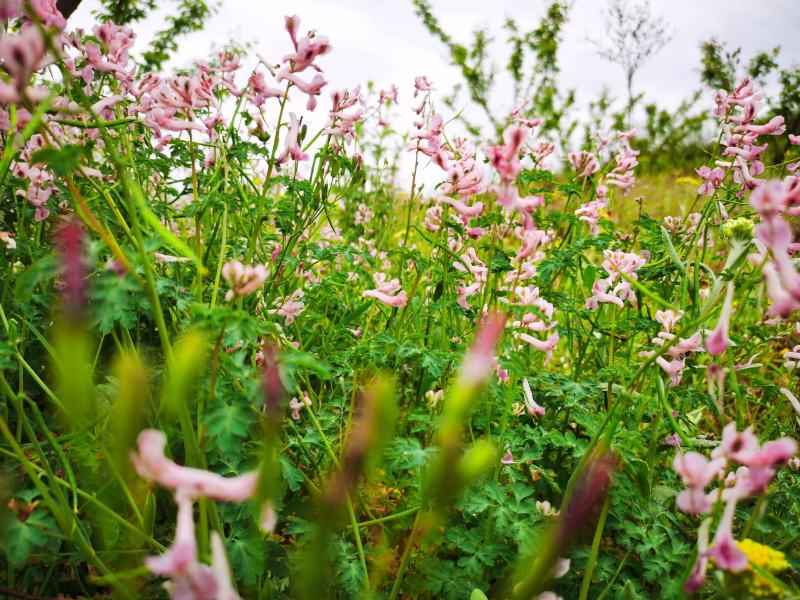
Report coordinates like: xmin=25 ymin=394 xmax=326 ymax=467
xmin=605 ymin=131 xmax=640 ymax=194
xmin=674 ymin=452 xmax=725 ymax=489
xmin=150 ymin=109 xmax=206 ymax=134
xmin=684 ymin=518 xmax=712 ymax=592
xmin=522 ymin=378 xmax=546 ymax=417
xmin=706 ymin=497 xmax=748 ymax=571
xmin=363 ymin=289 xmax=407 ymax=308
xmin=696 ymin=165 xmax=725 ymax=196
xmin=705 ymin=283 xmax=734 ymax=356
xmin=281 ymin=16 xmax=331 ymax=73
xmin=746 ymin=438 xmax=797 ymax=467
xmin=276 ymin=70 xmax=327 ymax=111
xmin=273 ymin=289 xmax=305 ymax=325
xmin=456 ymin=282 xmax=481 ymax=310
xmin=0 ymin=26 xmax=46 ymax=91
xmin=656 ymin=356 xmax=685 ymax=387
xmin=459 ymin=311 xmax=506 ymax=386
xmin=673 ymin=451 xmax=725 ymax=514
xmin=422 ymin=206 xmax=442 ymax=232
xmin=414 ymin=75 xmax=432 ymax=95
xmin=486 ymin=125 xmax=526 ymax=180
xmin=454 ymin=247 xmax=488 ymax=283
xmin=222 ymin=261 xmax=269 ymax=301
xmin=145 ymin=493 xmax=218 ymax=600
xmin=501 ymin=451 xmax=514 ymax=465
xmin=276 ymin=112 xmax=309 ymax=164
xmin=742 ymin=115 xmax=785 ymax=136
xmin=131 ymin=429 xmax=276 ymax=534
xmin=587 ymin=250 xmax=645 ymax=309
xmin=585 ymin=279 xmax=622 ymax=309
xmin=655 ymin=309 xmax=682 ymax=332
xmin=437 ymin=196 xmax=484 ymax=218
xmin=0 ymin=0 xmax=23 ymax=20
xmin=28 ymin=0 xmax=65 ymax=29
xmin=519 ymin=331 xmax=559 ymax=364
xmin=132 ymin=430 xmax=258 ymax=501
xmin=712 ymin=423 xmax=759 ymax=463
xmin=712 ymin=422 xmax=796 ymax=468
xmin=362 ymin=272 xmax=408 ymax=308
xmin=247 ymin=72 xmax=284 ymax=107
xmin=568 ymin=150 xmax=599 ymax=178
xmin=289 ymin=391 xmax=311 ymax=420
xmin=575 ymin=196 xmax=608 ymax=236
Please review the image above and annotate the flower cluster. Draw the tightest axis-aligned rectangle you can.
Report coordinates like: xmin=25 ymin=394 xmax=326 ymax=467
xmin=638 ymin=308 xmax=704 ymax=387
xmin=131 ymin=430 xmax=276 ymax=598
xmin=586 ymin=249 xmax=646 ymax=310
xmin=362 ymin=271 xmax=408 ymax=308
xmin=673 ymin=424 xmax=796 ymax=592
xmin=748 ymin=180 xmax=800 ymax=316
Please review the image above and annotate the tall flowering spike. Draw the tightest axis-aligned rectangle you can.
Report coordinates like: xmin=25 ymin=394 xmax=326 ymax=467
xmin=56 ymin=218 xmax=87 ymax=322
xmin=459 ymin=311 xmax=506 ymax=386
xmin=705 ymin=282 xmax=734 ymax=356
xmin=259 ymin=342 xmax=285 ymax=420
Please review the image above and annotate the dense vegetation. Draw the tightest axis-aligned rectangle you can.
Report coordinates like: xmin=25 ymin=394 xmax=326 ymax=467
xmin=1 ymin=1 xmax=800 ymax=598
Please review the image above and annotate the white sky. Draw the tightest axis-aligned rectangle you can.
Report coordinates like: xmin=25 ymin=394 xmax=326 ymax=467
xmin=67 ymin=0 xmax=800 ymax=180
xmin=69 ymin=0 xmax=800 ymax=112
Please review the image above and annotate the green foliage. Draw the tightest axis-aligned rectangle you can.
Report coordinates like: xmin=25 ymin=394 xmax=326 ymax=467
xmin=1 ymin=5 xmax=800 ymax=600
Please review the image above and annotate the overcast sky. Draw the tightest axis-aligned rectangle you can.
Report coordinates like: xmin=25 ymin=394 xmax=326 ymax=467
xmin=66 ymin=0 xmax=800 ymax=179
xmin=69 ymin=0 xmax=800 ymax=111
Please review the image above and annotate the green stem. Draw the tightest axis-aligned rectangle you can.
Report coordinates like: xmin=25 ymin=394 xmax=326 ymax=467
xmin=578 ymin=493 xmax=611 ymax=600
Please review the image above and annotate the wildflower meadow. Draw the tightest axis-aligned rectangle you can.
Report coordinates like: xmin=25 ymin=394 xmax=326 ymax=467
xmin=1 ymin=0 xmax=800 ymax=598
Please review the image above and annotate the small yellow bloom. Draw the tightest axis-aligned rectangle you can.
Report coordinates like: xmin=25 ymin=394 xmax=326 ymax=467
xmin=730 ymin=539 xmax=790 ymax=598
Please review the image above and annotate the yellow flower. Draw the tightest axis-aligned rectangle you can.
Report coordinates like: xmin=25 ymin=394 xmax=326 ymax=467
xmin=676 ymin=175 xmax=702 ymax=186
xmin=730 ymin=539 xmax=790 ymax=598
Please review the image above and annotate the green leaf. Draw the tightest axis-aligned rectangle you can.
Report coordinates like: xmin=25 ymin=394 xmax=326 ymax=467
xmin=280 ymin=455 xmax=305 ymax=492
xmin=0 ymin=341 xmax=15 ymax=370
xmin=226 ymin=533 xmax=267 ymax=586
xmin=31 ymin=144 xmax=89 ymax=177
xmin=89 ymin=271 xmax=142 ymax=334
xmin=204 ymin=402 xmax=254 ymax=457
xmin=1 ymin=510 xmax=57 ymax=567
xmin=14 ymin=254 xmax=56 ymax=303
